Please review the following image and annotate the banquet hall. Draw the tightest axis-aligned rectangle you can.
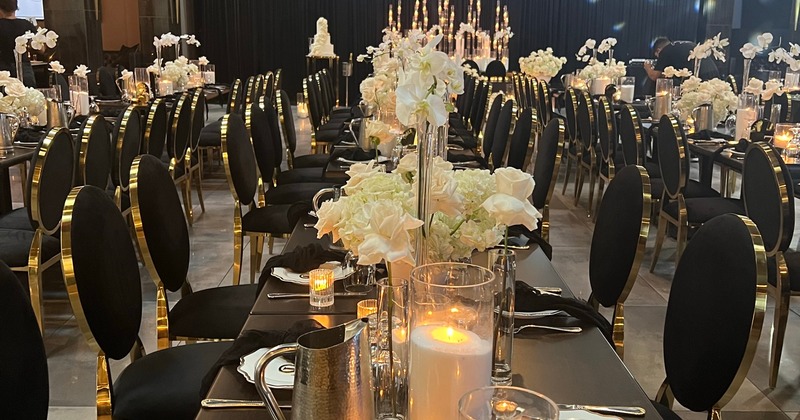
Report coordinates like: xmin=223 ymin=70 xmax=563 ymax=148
xmin=3 ymin=0 xmax=800 ymax=419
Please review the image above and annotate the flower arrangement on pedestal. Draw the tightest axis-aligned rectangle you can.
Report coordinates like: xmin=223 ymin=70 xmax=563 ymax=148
xmin=688 ymin=33 xmax=728 ymax=76
xmin=675 ymin=76 xmax=737 ymax=124
xmin=0 ymin=71 xmax=45 ymax=117
xmin=519 ymin=48 xmax=566 ymax=82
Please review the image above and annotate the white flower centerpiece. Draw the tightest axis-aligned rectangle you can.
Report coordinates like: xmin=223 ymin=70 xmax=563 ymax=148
xmin=0 ymin=71 xmax=45 ymax=128
xmin=13 ymin=27 xmax=58 ymax=85
xmin=740 ymin=32 xmax=772 ymax=84
xmin=150 ymin=33 xmax=201 ymax=91
xmin=675 ymin=76 xmax=737 ymax=125
xmin=576 ymin=37 xmax=626 ymax=95
xmin=519 ymin=47 xmax=566 ymax=83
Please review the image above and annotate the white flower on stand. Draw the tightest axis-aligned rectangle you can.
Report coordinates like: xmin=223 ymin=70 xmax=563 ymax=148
xmin=48 ymin=61 xmax=65 ymax=74
xmin=198 ymin=56 xmax=210 ymax=66
xmin=519 ymin=48 xmax=567 ymax=79
xmin=743 ymin=78 xmax=763 ymax=96
xmin=74 ymin=64 xmax=91 ymax=78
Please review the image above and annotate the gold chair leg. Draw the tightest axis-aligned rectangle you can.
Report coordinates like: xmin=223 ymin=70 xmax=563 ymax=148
xmin=650 ymin=213 xmax=668 ymax=272
xmin=156 ymin=286 xmax=170 ymax=350
xmin=97 ymin=353 xmax=112 ymax=420
xmin=587 ymin=167 xmax=597 ymax=218
xmin=675 ymin=196 xmax=688 ymax=265
xmin=612 ymin=302 xmax=625 ymax=360
xmin=561 ymin=154 xmax=573 ymax=195
xmin=233 ymin=204 xmax=243 ymax=286
xmin=194 ymin=166 xmax=205 ymax=213
xmin=574 ymin=167 xmax=584 ymax=206
xmin=181 ymin=179 xmax=193 ymax=226
xmin=18 ymin=162 xmax=27 ymax=205
xmin=249 ymin=234 xmax=259 ymax=285
xmin=268 ymin=234 xmax=275 ymax=255
xmin=28 ymin=229 xmax=43 ymax=332
xmin=770 ymin=252 xmax=790 ymax=388
xmin=593 ymin=178 xmax=605 ymax=222
xmin=255 ymin=234 xmax=265 ymax=269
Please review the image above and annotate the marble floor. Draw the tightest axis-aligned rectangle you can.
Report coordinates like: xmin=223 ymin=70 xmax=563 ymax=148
xmin=21 ymin=107 xmax=800 ymax=419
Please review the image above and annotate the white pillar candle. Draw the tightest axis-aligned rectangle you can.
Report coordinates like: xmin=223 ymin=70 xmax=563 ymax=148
xmin=157 ymin=80 xmax=174 ymax=96
xmin=735 ymin=108 xmax=756 ymax=140
xmin=408 ymin=324 xmax=492 ymax=419
xmin=620 ymin=85 xmax=635 ymax=103
xmin=203 ymin=71 xmax=215 ymax=84
xmin=72 ymin=91 xmax=90 ymax=116
xmin=590 ymin=77 xmax=611 ymax=96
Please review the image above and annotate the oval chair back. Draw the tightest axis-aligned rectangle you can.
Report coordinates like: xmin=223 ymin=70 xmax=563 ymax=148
xmin=29 ymin=127 xmax=75 ymax=234
xmin=481 ymin=94 xmax=504 ymax=159
xmin=742 ymin=142 xmax=794 ymax=256
xmin=222 ymin=113 xmax=258 ymax=207
xmin=61 ymin=185 xmax=143 ymax=361
xmin=261 ymin=96 xmax=284 ymax=172
xmin=278 ymin=90 xmax=298 ymax=156
xmin=576 ymin=90 xmax=596 ymax=153
xmin=317 ymin=72 xmax=332 ymax=116
xmin=564 ymin=88 xmax=579 ymax=142
xmin=661 ymin=213 xmax=766 ymax=414
xmin=254 ymin=74 xmax=266 ymax=100
xmin=169 ymin=92 xmax=193 ymax=165
xmin=656 ymin=114 xmax=688 ymax=200
xmin=490 ymin=100 xmax=514 ymax=168
xmin=77 ymin=115 xmax=112 ymax=189
xmin=596 ymin=96 xmax=616 ymax=164
xmin=227 ymin=79 xmax=242 ymax=114
xmin=532 ymin=118 xmax=565 ymax=210
xmin=618 ymin=104 xmax=644 ymax=165
xmin=263 ymin=71 xmax=275 ymax=103
xmin=537 ymin=80 xmax=550 ymax=125
xmin=462 ymin=60 xmax=479 ymax=73
xmin=111 ymin=106 xmax=142 ymax=193
xmin=506 ymin=107 xmax=534 ymax=170
xmin=243 ymin=76 xmax=256 ymax=104
xmin=525 ymin=76 xmax=537 ymax=108
xmin=485 ymin=60 xmax=506 ymax=79
xmin=190 ymin=90 xmax=206 ymax=152
xmin=130 ymin=154 xmax=190 ymax=293
xmin=303 ymin=76 xmax=323 ymax=131
xmin=274 ymin=68 xmax=282 ymax=91
xmin=472 ymin=81 xmax=491 ymax=136
xmin=459 ymin=75 xmax=476 ymax=118
xmin=144 ymin=98 xmax=168 ymax=157
xmin=0 ymin=260 xmax=48 ymax=419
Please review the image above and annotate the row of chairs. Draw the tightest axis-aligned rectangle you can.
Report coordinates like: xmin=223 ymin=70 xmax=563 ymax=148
xmin=304 ymin=68 xmax=352 ymax=154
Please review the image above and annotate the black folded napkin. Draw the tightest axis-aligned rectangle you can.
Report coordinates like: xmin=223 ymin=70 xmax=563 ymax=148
xmin=257 ymin=243 xmax=347 ymax=294
xmin=199 ymin=319 xmax=325 ymax=398
xmin=515 ymin=281 xmax=613 ymax=344
xmin=688 ymin=130 xmax=733 ymax=141
xmin=507 ymin=225 xmax=553 ymax=260
xmin=331 ymin=147 xmax=379 ymax=162
xmin=14 ymin=127 xmax=45 ymax=144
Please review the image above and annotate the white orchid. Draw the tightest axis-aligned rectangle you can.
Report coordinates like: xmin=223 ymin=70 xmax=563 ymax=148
xmin=74 ymin=64 xmax=91 ymax=78
xmin=740 ymin=43 xmax=759 ymax=60
xmin=597 ymin=37 xmax=617 ymax=54
xmin=690 ymin=33 xmax=728 ymax=62
xmin=14 ymin=27 xmax=58 ymax=55
xmin=584 ymin=39 xmax=596 ymax=50
xmin=757 ymin=33 xmax=774 ymax=49
xmin=120 ymin=69 xmax=133 ymax=79
xmin=396 ymin=78 xmax=448 ymax=126
xmin=663 ymin=66 xmax=692 ymax=78
xmin=48 ymin=61 xmax=65 ymax=74
xmin=457 ymin=22 xmax=475 ymax=36
xmin=762 ymin=79 xmax=784 ymax=101
xmin=184 ymin=34 xmax=201 ymax=47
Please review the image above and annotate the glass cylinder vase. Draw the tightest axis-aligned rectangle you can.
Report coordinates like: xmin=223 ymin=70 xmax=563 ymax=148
xmin=408 ymin=263 xmax=495 ymax=419
xmin=735 ymin=92 xmax=758 ymax=141
xmin=785 ymin=68 xmax=800 ymax=92
xmin=375 ymin=277 xmax=410 ymax=420
xmin=414 ymin=119 xmax=448 ymax=266
xmin=742 ymin=58 xmax=752 ymax=92
xmin=486 ymin=249 xmax=515 ymax=385
xmin=694 ymin=58 xmax=701 ymax=78
xmin=14 ymin=51 xmax=24 ymax=84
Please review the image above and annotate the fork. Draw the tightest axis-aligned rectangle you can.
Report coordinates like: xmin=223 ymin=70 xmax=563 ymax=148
xmin=513 ymin=324 xmax=582 ymax=334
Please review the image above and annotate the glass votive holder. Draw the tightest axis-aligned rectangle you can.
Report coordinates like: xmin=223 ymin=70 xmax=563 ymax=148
xmin=774 ymin=123 xmax=795 ymax=149
xmin=357 ymin=299 xmax=378 ymax=319
xmin=309 ymin=268 xmax=335 ymax=307
xmin=769 ymin=70 xmax=782 ymax=83
xmin=458 ymin=386 xmax=559 ymax=420
xmin=156 ymin=78 xmax=174 ymax=97
xmin=617 ymin=76 xmax=635 ymax=103
xmin=786 ymin=69 xmax=800 ymax=91
xmin=203 ymin=64 xmax=215 ymax=84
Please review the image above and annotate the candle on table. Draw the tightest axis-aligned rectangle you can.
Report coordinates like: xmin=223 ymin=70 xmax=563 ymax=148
xmin=619 ymin=84 xmax=634 ymax=103
xmin=389 ymin=4 xmax=393 ymax=29
xmin=71 ymin=91 xmax=90 ymax=116
xmin=157 ymin=79 xmax=174 ymax=97
xmin=409 ymin=324 xmax=492 ymax=419
xmin=357 ymin=299 xmax=377 ymax=319
xmin=774 ymin=123 xmax=794 ymax=149
xmin=309 ymin=268 xmax=334 ymax=307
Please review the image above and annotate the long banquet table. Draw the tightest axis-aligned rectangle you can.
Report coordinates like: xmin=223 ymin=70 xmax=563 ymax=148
xmin=196 ymin=218 xmax=660 ymax=419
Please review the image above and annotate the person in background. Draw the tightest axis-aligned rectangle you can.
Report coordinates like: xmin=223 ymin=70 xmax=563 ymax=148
xmin=0 ymin=0 xmax=35 ymax=86
xmin=645 ymin=36 xmax=720 ymax=81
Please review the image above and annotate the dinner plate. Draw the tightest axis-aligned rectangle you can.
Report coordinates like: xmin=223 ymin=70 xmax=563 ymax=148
xmin=237 ymin=347 xmax=295 ymax=389
xmin=337 ymin=156 xmax=389 ymax=164
xmin=272 ymin=262 xmax=353 ymax=285
xmin=560 ymin=410 xmax=622 ymax=419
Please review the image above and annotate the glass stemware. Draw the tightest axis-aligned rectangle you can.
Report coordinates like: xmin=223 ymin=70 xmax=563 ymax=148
xmin=458 ymin=386 xmax=559 ymax=420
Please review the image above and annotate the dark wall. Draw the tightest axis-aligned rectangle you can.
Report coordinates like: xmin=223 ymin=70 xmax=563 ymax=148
xmin=194 ymin=0 xmax=706 ymax=105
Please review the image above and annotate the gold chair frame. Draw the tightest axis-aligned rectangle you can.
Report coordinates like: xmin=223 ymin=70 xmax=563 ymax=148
xmin=184 ymin=89 xmax=207 ymax=223
xmin=537 ymin=118 xmax=565 ymax=243
xmin=199 ymin=79 xmax=242 ymax=170
xmin=654 ymin=214 xmax=767 ymax=420
xmin=560 ymin=88 xmax=580 ymax=196
xmin=620 ymin=104 xmax=660 ymax=217
xmin=168 ymin=92 xmax=198 ymax=225
xmin=573 ymin=90 xmax=598 ymax=217
xmin=593 ymin=96 xmax=616 ymax=221
xmin=588 ymin=165 xmax=651 ymax=359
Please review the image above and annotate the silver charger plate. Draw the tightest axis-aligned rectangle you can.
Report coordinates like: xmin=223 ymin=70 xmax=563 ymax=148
xmin=237 ymin=347 xmax=295 ymax=389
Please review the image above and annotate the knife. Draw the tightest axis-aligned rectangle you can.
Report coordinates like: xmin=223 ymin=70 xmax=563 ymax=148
xmin=557 ymin=404 xmax=646 ymax=417
xmin=201 ymin=398 xmax=289 ymax=409
xmin=267 ymin=292 xmax=369 ymax=299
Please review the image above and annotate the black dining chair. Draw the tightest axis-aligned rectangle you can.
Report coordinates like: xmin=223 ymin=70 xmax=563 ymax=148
xmin=506 ymin=107 xmax=535 ymax=170
xmin=462 ymin=59 xmax=479 ymax=73
xmin=76 ymin=114 xmax=112 ymax=189
xmin=524 ymin=75 xmax=538 ymax=109
xmin=489 ymin=100 xmax=514 ymax=169
xmin=221 ymin=112 xmax=303 ymax=285
xmin=485 ymin=60 xmax=507 ymax=82
xmin=185 ymin=89 xmax=207 ymax=218
xmin=573 ymin=90 xmax=599 ymax=216
xmin=531 ymin=118 xmax=565 ymax=242
xmin=593 ymin=96 xmax=624 ymax=220
xmin=480 ymin=94 xmax=504 ymax=160
xmin=470 ymin=80 xmax=491 ymax=137
xmin=0 ymin=260 xmax=48 ymax=419
xmin=304 ymin=74 xmax=343 ymax=154
xmin=619 ymin=104 xmax=663 ymax=216
xmin=741 ymin=142 xmax=797 ymax=388
xmin=130 ymin=154 xmax=257 ymax=349
xmin=110 ymin=105 xmax=142 ymax=216
xmin=198 ymin=79 xmax=243 ymax=168
xmin=97 ymin=66 xmax=118 ymax=98
xmin=0 ymin=128 xmax=73 ymax=331
xmin=537 ymin=79 xmax=551 ymax=126
xmin=144 ymin=98 xmax=168 ymax=157
xmin=763 ymin=92 xmax=791 ymax=123
xmin=263 ymin=71 xmax=275 ymax=104
xmin=653 ymin=214 xmax=766 ymax=419
xmin=560 ymin=88 xmax=580 ymax=196
xmin=588 ymin=165 xmax=651 ymax=359
xmin=277 ymin=89 xmax=329 ymax=170
xmin=167 ymin=92 xmax=198 ymax=224
xmin=60 ymin=184 xmax=231 ymax=419
xmin=650 ymin=115 xmax=744 ymax=270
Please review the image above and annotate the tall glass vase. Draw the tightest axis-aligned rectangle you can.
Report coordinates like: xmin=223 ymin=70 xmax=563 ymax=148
xmin=375 ymin=276 xmax=409 ymax=420
xmin=741 ymin=58 xmax=752 ymax=91
xmin=414 ymin=119 xmax=448 ymax=266
xmin=487 ymin=248 xmax=515 ymax=385
xmin=694 ymin=58 xmax=701 ymax=79
xmin=14 ymin=51 xmax=24 ymax=84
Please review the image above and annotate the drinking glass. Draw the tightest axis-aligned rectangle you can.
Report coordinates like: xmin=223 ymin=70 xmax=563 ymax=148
xmin=785 ymin=69 xmax=800 ymax=91
xmin=375 ymin=278 xmax=409 ymax=419
xmin=203 ymin=64 xmax=216 ymax=84
xmin=68 ymin=75 xmax=90 ymax=116
xmin=774 ymin=123 xmax=794 ymax=149
xmin=342 ymin=250 xmax=375 ymax=292
xmin=458 ymin=386 xmax=559 ymax=420
xmin=487 ymin=249 xmax=515 ymax=385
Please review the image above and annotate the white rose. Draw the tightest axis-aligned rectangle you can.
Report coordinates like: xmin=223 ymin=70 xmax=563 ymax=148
xmin=343 ymin=160 xmax=384 ymax=194
xmin=481 ymin=167 xmax=541 ymax=230
xmin=356 ymin=200 xmax=423 ymax=265
xmin=48 ymin=60 xmax=65 ymax=74
xmin=4 ymin=80 xmax=27 ymax=97
xmin=198 ymin=56 xmax=209 ymax=66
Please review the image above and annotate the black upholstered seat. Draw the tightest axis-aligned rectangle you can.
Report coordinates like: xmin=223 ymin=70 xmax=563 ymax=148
xmin=663 ymin=197 xmax=744 ymax=224
xmin=0 ymin=261 xmax=48 ymax=419
xmin=588 ymin=165 xmax=651 ymax=357
xmin=657 ymin=213 xmax=766 ymax=417
xmin=276 ymin=167 xmax=325 ymax=185
xmin=112 ymin=341 xmax=230 ymax=420
xmin=0 ymin=207 xmax=33 ymax=230
xmin=242 ymin=205 xmax=297 ymax=234
xmin=167 ymin=284 xmax=258 ymax=339
xmin=198 ymin=119 xmax=222 ymax=147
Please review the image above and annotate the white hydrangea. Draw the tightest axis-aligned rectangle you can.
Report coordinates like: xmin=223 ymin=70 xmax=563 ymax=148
xmin=519 ymin=47 xmax=567 ymax=79
xmin=675 ymin=76 xmax=737 ymax=124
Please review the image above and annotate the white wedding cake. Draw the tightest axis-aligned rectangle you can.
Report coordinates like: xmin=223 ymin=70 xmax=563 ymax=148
xmin=309 ymin=17 xmax=335 ymax=57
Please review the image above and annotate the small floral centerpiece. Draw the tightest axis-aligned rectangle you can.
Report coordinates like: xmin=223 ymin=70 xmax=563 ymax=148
xmin=768 ymin=43 xmax=800 ymax=72
xmin=688 ymin=33 xmax=728 ymax=76
xmin=148 ymin=56 xmax=199 ymax=90
xmin=675 ymin=76 xmax=737 ymax=124
xmin=519 ymin=47 xmax=566 ymax=82
xmin=576 ymin=38 xmax=626 ymax=94
xmin=0 ymin=71 xmax=45 ymax=118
